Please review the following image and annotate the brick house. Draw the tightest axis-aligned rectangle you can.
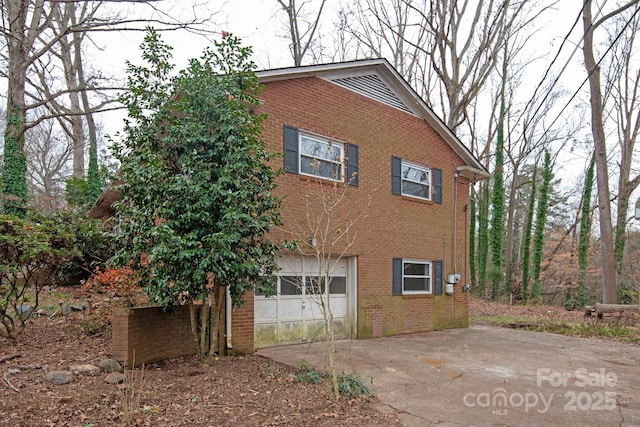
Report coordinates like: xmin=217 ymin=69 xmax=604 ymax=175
xmin=92 ymin=58 xmax=488 ymax=357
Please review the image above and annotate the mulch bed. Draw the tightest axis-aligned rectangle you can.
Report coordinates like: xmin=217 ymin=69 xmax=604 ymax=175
xmin=0 ymin=308 xmax=401 ymax=426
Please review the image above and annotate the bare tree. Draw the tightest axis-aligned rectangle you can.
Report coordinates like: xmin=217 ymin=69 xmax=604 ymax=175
xmin=408 ymin=0 xmax=528 ymax=133
xmin=48 ymin=1 xmax=90 ymax=179
xmin=604 ymin=8 xmax=640 ymax=285
xmin=275 ymin=0 xmax=328 ymax=66
xmin=279 ymin=172 xmax=370 ymax=398
xmin=25 ymin=118 xmax=72 ymax=212
xmin=338 ymin=0 xmax=430 ymax=85
xmin=582 ymin=0 xmax=640 ymax=304
xmin=1 ymin=0 xmax=218 ymax=215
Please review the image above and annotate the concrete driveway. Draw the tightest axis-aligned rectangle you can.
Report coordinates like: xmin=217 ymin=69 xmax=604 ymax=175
xmin=258 ymin=325 xmax=640 ymax=426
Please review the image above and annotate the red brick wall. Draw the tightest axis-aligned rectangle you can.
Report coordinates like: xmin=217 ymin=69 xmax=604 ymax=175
xmin=256 ymin=76 xmax=472 ymax=339
xmin=230 ymin=291 xmax=254 ymax=353
xmin=111 ymin=74 xmax=474 ymax=356
xmin=111 ymin=306 xmax=195 ymax=366
xmin=112 ymin=296 xmax=257 ymax=365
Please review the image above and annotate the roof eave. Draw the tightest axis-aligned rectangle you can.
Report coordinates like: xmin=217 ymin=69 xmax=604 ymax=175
xmin=457 ymin=165 xmax=491 ymax=182
xmin=256 ymin=59 xmax=487 ymax=174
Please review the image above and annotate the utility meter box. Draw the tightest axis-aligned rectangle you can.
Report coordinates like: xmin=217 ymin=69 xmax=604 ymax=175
xmin=445 ymin=283 xmax=454 ymax=295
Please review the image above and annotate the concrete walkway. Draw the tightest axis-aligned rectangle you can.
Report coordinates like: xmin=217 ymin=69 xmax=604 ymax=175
xmin=258 ymin=326 xmax=640 ymax=426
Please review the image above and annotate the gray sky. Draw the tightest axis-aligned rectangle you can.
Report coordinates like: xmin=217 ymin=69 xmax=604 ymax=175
xmin=93 ymin=1 xmax=596 ymax=194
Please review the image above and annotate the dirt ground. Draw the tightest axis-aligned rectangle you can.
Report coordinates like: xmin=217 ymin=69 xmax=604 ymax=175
xmin=470 ymin=297 xmax=587 ymax=324
xmin=0 ymin=292 xmax=605 ymax=427
xmin=0 ymin=288 xmax=401 ymax=427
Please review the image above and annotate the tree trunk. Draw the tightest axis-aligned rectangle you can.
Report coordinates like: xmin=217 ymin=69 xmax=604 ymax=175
xmin=200 ymin=299 xmax=209 ymax=359
xmin=583 ymin=0 xmax=617 ymax=304
xmin=76 ymin=32 xmax=101 ymax=202
xmin=477 ymin=182 xmax=490 ymax=296
xmin=504 ymin=162 xmax=519 ymax=298
xmin=531 ymin=151 xmax=552 ymax=300
xmin=189 ymin=303 xmax=202 ymax=360
xmin=614 ymin=126 xmax=640 ymax=281
xmin=490 ymin=95 xmax=506 ymax=300
xmin=62 ymin=49 xmax=85 ymax=179
xmin=595 ymin=303 xmax=639 ymax=314
xmin=579 ymin=154 xmax=595 ymax=305
xmin=209 ymin=285 xmax=226 ymax=357
xmin=1 ymin=0 xmax=39 ymax=217
xmin=53 ymin=2 xmax=86 ymax=179
xmin=521 ymin=168 xmax=537 ymax=301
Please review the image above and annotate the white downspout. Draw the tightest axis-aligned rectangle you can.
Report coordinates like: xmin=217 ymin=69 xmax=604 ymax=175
xmin=453 ymin=173 xmax=458 ymax=275
xmin=452 ymin=173 xmax=459 ymax=323
xmin=226 ymin=287 xmax=233 ymax=349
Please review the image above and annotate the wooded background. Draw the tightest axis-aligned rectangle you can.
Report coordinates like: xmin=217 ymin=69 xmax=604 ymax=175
xmin=2 ymin=0 xmax=640 ymax=306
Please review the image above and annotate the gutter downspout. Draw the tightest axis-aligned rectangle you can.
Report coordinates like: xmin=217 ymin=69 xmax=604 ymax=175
xmin=453 ymin=173 xmax=458 ymax=323
xmin=453 ymin=173 xmax=458 ymax=276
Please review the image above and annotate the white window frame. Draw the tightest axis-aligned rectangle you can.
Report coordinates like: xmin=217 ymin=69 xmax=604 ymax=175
xmin=299 ymin=133 xmax=344 ymax=182
xmin=401 ymin=160 xmax=431 ymax=200
xmin=402 ymin=259 xmax=432 ymax=294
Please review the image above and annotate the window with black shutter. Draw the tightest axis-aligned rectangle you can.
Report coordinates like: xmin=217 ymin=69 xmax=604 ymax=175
xmin=392 ymin=157 xmax=440 ymax=202
xmin=283 ymin=125 xmax=358 ymax=184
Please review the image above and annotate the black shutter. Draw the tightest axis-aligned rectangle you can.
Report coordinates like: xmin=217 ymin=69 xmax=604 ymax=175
xmin=393 ymin=258 xmax=403 ymax=295
xmin=392 ymin=157 xmax=402 ymax=195
xmin=434 ymin=260 xmax=443 ymax=295
xmin=346 ymin=144 xmax=359 ymax=186
xmin=433 ymin=168 xmax=442 ymax=204
xmin=283 ymin=125 xmax=299 ymax=174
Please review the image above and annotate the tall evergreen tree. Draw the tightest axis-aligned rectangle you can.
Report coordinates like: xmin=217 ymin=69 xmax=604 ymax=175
xmin=490 ymin=98 xmax=506 ymax=300
xmin=521 ymin=167 xmax=537 ymax=301
xmin=578 ymin=153 xmax=595 ymax=306
xmin=477 ymin=182 xmax=490 ymax=296
xmin=531 ymin=151 xmax=553 ymax=300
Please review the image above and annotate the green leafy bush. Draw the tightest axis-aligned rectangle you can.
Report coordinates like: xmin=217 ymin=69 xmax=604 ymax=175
xmin=337 ymin=372 xmax=372 ymax=398
xmin=296 ymin=360 xmax=324 ymax=384
xmin=81 ymin=306 xmax=112 ymax=336
xmin=53 ymin=211 xmax=117 ymax=285
xmin=0 ymin=214 xmax=78 ymax=338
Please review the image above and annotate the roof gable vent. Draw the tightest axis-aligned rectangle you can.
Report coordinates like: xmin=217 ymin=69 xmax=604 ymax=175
xmin=330 ymin=74 xmax=413 ymax=114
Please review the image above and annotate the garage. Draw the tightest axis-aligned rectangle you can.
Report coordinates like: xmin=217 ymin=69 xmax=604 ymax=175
xmin=254 ymin=255 xmax=357 ymax=348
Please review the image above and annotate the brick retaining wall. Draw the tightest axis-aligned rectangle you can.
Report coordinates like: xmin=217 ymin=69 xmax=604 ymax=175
xmin=112 ymin=296 xmax=256 ymax=366
xmin=111 ymin=306 xmax=195 ymax=367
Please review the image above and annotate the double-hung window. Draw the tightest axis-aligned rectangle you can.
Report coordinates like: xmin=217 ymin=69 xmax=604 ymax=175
xmin=401 ymin=161 xmax=430 ymax=199
xmin=391 ymin=156 xmax=442 ymax=203
xmin=283 ymin=125 xmax=359 ymax=186
xmin=401 ymin=260 xmax=431 ymax=293
xmin=299 ymin=133 xmax=344 ymax=181
xmin=393 ymin=258 xmax=443 ymax=295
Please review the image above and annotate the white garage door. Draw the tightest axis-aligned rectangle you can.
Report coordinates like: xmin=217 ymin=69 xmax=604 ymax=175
xmin=254 ymin=255 xmax=356 ymax=348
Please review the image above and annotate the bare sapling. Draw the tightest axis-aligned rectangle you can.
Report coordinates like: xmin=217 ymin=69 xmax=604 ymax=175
xmin=281 ymin=159 xmax=372 ymax=398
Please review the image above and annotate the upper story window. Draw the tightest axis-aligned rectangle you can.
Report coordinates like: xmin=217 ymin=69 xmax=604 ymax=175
xmin=401 ymin=160 xmax=430 ymax=199
xmin=392 ymin=156 xmax=442 ymax=203
xmin=299 ymin=133 xmax=344 ymax=181
xmin=283 ymin=125 xmax=359 ymax=186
